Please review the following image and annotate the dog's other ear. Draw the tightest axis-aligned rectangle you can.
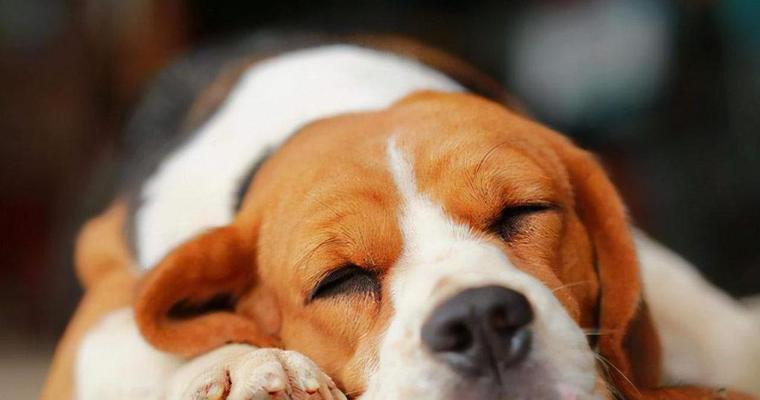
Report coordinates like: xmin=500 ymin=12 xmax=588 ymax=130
xmin=134 ymin=226 xmax=277 ymax=357
xmin=545 ymin=133 xmax=661 ymax=397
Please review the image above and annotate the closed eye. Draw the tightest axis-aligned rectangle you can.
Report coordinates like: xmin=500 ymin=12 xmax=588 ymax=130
xmin=488 ymin=203 xmax=556 ymax=241
xmin=308 ymin=264 xmax=381 ymax=303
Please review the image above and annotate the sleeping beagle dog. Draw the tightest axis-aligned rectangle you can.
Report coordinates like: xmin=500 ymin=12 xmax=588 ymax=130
xmin=43 ymin=34 xmax=760 ymax=400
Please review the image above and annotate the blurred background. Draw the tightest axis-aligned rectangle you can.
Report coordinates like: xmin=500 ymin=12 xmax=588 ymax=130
xmin=1 ymin=0 xmax=758 ymax=397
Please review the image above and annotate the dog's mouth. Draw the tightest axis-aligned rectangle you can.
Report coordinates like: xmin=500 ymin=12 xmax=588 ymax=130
xmin=442 ymin=360 xmax=566 ymax=400
xmin=358 ymin=358 xmax=598 ymax=400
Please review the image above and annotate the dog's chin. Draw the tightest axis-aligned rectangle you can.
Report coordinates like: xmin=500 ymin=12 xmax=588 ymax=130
xmin=442 ymin=364 xmax=567 ymax=400
xmin=360 ymin=359 xmax=603 ymax=400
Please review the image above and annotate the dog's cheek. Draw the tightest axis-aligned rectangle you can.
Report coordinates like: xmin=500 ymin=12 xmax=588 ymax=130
xmin=237 ymin=286 xmax=282 ymax=338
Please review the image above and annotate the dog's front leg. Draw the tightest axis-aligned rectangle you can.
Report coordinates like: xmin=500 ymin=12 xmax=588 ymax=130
xmin=165 ymin=344 xmax=346 ymax=400
xmin=76 ymin=307 xmax=346 ymax=400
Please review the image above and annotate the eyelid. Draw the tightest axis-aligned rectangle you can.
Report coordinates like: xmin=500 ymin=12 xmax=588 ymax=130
xmin=488 ymin=202 xmax=558 ymax=236
xmin=506 ymin=202 xmax=556 ymax=212
xmin=311 ymin=265 xmax=357 ymax=291
xmin=491 ymin=202 xmax=557 ymax=221
xmin=307 ymin=264 xmax=380 ymax=304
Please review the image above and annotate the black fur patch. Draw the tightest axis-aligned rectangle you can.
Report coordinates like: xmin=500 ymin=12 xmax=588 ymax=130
xmin=235 ymin=148 xmax=273 ymax=211
xmin=121 ymin=32 xmax=334 ymax=258
xmin=119 ymin=31 xmax=337 ymax=191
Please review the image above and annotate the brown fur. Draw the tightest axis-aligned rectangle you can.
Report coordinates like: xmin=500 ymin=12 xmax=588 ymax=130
xmin=138 ymin=92 xmax=748 ymax=398
xmin=42 ymin=201 xmax=137 ymax=399
xmin=45 ymin=58 xmax=753 ymax=400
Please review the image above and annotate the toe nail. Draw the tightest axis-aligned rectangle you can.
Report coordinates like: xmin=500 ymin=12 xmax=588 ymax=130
xmin=205 ymin=383 xmax=224 ymax=399
xmin=302 ymin=377 xmax=320 ymax=392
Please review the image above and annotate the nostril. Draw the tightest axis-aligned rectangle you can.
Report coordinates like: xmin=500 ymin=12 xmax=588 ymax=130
xmin=422 ymin=319 xmax=473 ymax=353
xmin=489 ymin=306 xmax=510 ymax=333
xmin=488 ymin=294 xmax=533 ymax=334
xmin=441 ymin=321 xmax=472 ymax=352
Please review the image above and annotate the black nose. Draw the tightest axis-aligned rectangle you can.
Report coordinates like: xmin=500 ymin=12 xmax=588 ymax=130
xmin=421 ymin=285 xmax=533 ymax=376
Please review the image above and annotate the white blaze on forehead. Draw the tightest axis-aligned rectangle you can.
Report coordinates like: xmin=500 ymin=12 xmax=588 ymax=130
xmin=384 ymin=136 xmax=522 ymax=310
xmin=385 ymin=137 xmax=538 ymax=305
xmin=135 ymin=45 xmax=462 ymax=269
xmin=363 ymin=138 xmax=601 ymax=399
xmin=386 ymin=137 xmax=474 ymax=264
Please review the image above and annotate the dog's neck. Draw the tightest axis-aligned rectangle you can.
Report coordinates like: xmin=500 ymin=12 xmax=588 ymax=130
xmin=135 ymin=44 xmax=462 ymax=269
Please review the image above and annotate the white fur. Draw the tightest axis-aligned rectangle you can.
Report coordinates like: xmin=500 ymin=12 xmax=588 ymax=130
xmin=135 ymin=45 xmax=462 ymax=269
xmin=75 ymin=310 xmax=344 ymax=400
xmin=636 ymin=230 xmax=760 ymax=395
xmin=75 ymin=309 xmax=183 ymax=400
xmin=360 ymin=139 xmax=602 ymax=399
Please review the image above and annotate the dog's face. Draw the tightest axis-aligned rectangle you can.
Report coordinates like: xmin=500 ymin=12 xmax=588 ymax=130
xmin=136 ymin=92 xmax=658 ymax=399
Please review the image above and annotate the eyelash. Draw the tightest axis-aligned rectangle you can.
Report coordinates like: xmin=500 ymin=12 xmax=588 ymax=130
xmin=488 ymin=203 xmax=555 ymax=241
xmin=308 ymin=264 xmax=380 ymax=303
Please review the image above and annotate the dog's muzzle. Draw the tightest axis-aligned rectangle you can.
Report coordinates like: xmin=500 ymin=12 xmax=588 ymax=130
xmin=421 ymin=285 xmax=534 ymax=382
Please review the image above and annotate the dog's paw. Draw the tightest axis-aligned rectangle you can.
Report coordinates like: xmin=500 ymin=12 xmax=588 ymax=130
xmin=172 ymin=346 xmax=346 ymax=400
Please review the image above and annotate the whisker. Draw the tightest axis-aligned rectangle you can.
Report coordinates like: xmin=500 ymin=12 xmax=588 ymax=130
xmin=594 ymin=353 xmax=639 ymax=396
xmin=551 ymin=280 xmax=593 ymax=293
xmin=582 ymin=328 xmax=619 ymax=336
xmin=600 ymin=371 xmax=622 ymax=400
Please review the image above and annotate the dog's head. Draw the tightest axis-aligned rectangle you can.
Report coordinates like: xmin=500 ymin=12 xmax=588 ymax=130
xmin=135 ymin=91 xmax=659 ymax=399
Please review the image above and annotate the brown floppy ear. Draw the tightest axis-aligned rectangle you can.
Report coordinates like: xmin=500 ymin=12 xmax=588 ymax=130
xmin=134 ymin=226 xmax=277 ymax=357
xmin=545 ymin=133 xmax=661 ymax=397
